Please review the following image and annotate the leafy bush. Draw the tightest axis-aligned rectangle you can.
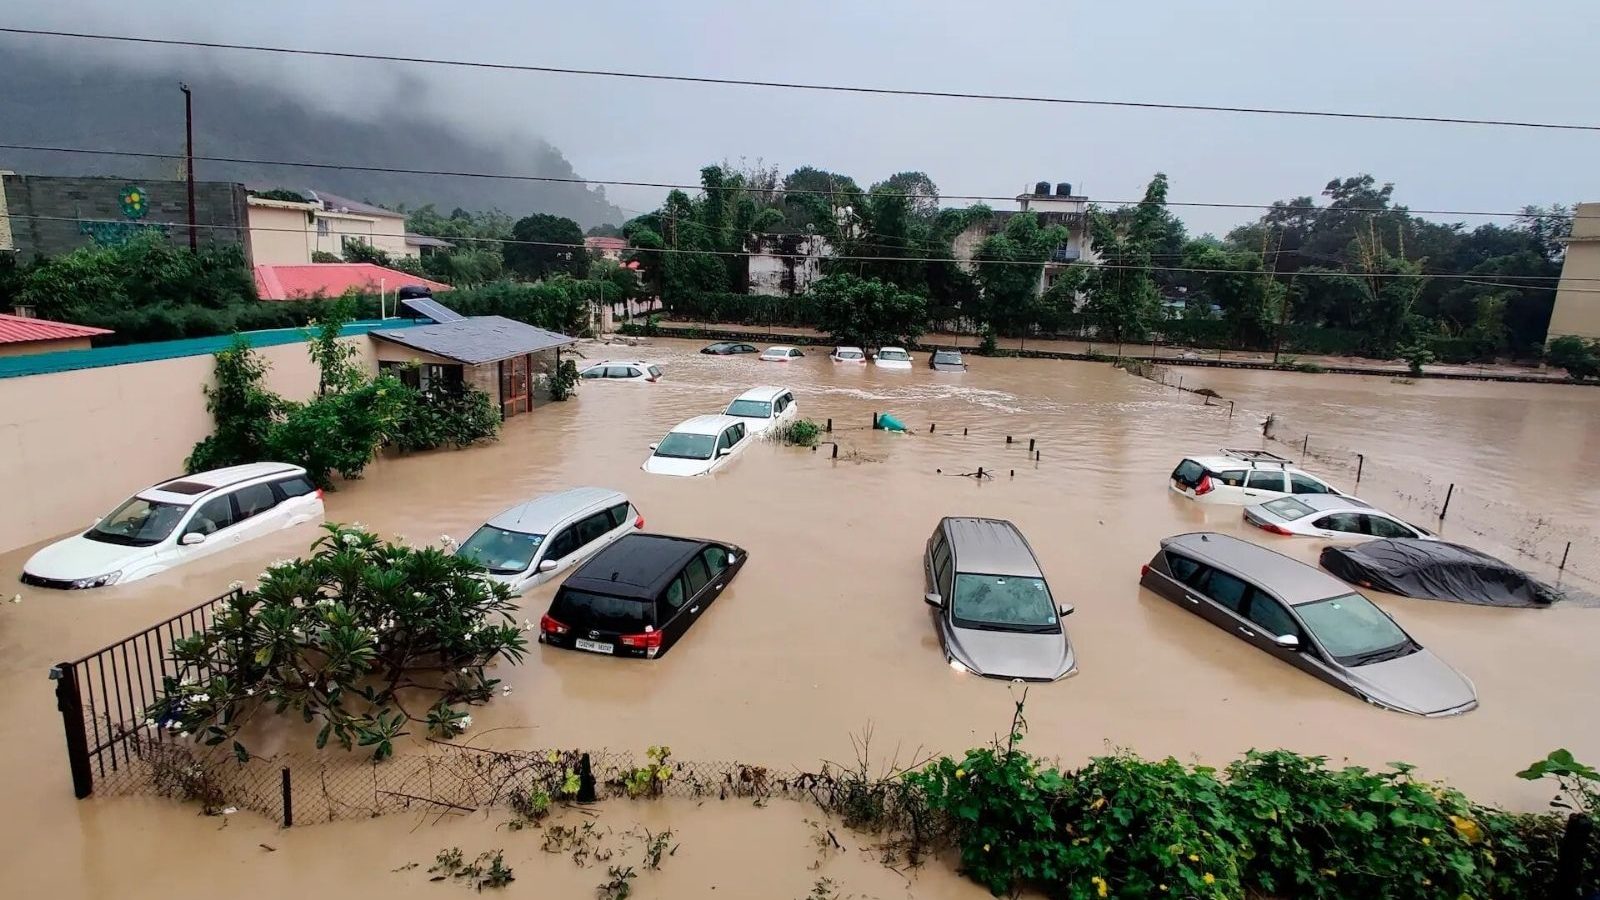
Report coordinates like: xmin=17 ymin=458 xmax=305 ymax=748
xmin=311 ymin=250 xmax=343 ymax=264
xmin=665 ymin=291 xmax=819 ymax=327
xmin=444 ymin=279 xmax=590 ymax=335
xmin=776 ymin=418 xmax=821 ymax=447
xmin=1397 ymin=341 xmax=1436 ymax=377
xmin=389 ymin=383 xmax=500 ymax=452
xmin=1546 ymin=335 xmax=1600 ymax=380
xmin=147 ymin=524 xmax=528 ymax=761
xmin=549 ymin=359 xmax=580 ymax=401
xmin=266 ymin=376 xmax=408 ymax=488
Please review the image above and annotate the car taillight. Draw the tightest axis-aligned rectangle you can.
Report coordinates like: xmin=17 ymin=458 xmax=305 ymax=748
xmin=634 ymin=514 xmax=645 ymax=529
xmin=1140 ymin=564 xmax=1150 ymax=577
xmin=1263 ymin=523 xmax=1293 ymax=536
xmin=619 ymin=631 xmax=662 ymax=650
xmin=540 ymin=614 xmax=569 ymax=636
xmin=1194 ymin=474 xmax=1214 ymax=496
xmin=314 ymin=488 xmax=325 ymax=500
xmin=646 ymin=376 xmax=657 ymax=382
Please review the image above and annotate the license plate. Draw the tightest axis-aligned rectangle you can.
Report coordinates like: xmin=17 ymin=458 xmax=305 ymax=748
xmin=575 ymin=639 xmax=613 ymax=654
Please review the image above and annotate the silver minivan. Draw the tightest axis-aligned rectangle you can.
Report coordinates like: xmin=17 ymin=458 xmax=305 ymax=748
xmin=456 ymin=487 xmax=642 ymax=594
xmin=923 ymin=517 xmax=1076 ymax=681
xmin=1139 ymin=532 xmax=1477 ymax=716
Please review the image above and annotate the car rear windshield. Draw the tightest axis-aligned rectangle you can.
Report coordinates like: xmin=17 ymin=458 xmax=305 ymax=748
xmin=951 ymin=573 xmax=1060 ymax=633
xmin=654 ymin=432 xmax=716 ymax=460
xmin=86 ymin=496 xmax=189 ymax=546
xmin=933 ymin=352 xmax=962 ymax=363
xmin=725 ymin=399 xmax=772 ymax=418
xmin=1262 ymin=497 xmax=1316 ymax=519
xmin=836 ymin=349 xmax=862 ymax=358
xmin=648 ymin=366 xmax=663 ymax=378
xmin=1296 ymin=593 xmax=1413 ymax=665
xmin=550 ymin=589 xmax=655 ymax=633
xmin=457 ymin=525 xmax=543 ymax=575
xmin=1172 ymin=459 xmax=1205 ymax=486
xmin=878 ymin=349 xmax=909 ymax=361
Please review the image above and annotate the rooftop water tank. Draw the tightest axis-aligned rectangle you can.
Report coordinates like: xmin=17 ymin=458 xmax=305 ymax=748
xmin=1056 ymin=182 xmax=1073 ymax=196
xmin=1033 ymin=180 xmax=1051 ymax=195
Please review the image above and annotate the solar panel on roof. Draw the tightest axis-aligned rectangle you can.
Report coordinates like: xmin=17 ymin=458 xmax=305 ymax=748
xmin=400 ymin=297 xmax=463 ymax=323
xmin=157 ymin=480 xmax=213 ymax=495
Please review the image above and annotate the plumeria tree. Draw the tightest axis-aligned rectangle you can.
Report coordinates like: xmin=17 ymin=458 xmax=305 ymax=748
xmin=146 ymin=524 xmax=528 ymax=761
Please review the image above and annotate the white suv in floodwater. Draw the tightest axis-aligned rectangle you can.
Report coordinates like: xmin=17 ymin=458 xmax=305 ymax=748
xmin=455 ymin=487 xmax=643 ymax=595
xmin=723 ymin=386 xmax=799 ymax=436
xmin=1169 ymin=449 xmax=1343 ymax=506
xmin=22 ymin=463 xmax=325 ymax=588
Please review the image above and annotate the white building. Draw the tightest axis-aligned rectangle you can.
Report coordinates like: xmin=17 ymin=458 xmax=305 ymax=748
xmin=246 ymin=190 xmax=441 ymax=266
xmin=952 ymin=180 xmax=1098 ymax=294
xmin=747 ymin=233 xmax=827 ymax=296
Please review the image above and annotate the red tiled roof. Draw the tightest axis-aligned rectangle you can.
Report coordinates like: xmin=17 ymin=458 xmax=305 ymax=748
xmin=0 ymin=313 xmax=113 ymax=345
xmin=584 ymin=236 xmax=628 ymax=252
xmin=253 ymin=264 xmax=453 ymax=301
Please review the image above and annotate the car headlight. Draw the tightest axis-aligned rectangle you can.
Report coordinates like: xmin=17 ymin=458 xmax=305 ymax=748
xmin=72 ymin=570 xmax=121 ymax=589
xmin=948 ymin=656 xmax=971 ymax=674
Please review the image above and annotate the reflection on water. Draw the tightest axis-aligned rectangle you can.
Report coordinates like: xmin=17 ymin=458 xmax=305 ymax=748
xmin=2 ymin=336 xmax=1598 ymax=894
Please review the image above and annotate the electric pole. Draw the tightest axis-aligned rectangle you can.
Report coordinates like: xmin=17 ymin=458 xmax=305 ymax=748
xmin=180 ymin=83 xmax=197 ymax=252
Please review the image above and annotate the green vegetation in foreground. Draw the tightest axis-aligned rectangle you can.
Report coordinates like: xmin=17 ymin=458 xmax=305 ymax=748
xmin=777 ymin=418 xmax=822 ymax=447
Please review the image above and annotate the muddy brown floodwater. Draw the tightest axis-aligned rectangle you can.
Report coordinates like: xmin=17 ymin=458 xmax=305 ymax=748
xmin=2 ymin=336 xmax=1598 ymax=898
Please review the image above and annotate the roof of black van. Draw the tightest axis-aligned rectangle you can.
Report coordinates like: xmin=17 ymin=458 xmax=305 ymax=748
xmin=561 ymin=533 xmax=710 ymax=600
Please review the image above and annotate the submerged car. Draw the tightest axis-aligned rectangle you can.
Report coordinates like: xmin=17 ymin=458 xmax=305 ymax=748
xmin=1139 ymin=532 xmax=1477 ymax=716
xmin=540 ymin=533 xmax=747 ymax=658
xmin=723 ymin=386 xmax=798 ymax=436
xmin=578 ymin=360 xmax=663 ymax=383
xmin=874 ymin=347 xmax=913 ymax=369
xmin=642 ymin=414 xmax=751 ymax=477
xmin=1245 ymin=495 xmax=1433 ymax=541
xmin=830 ymin=346 xmax=867 ymax=364
xmin=1169 ymin=450 xmax=1342 ymax=505
xmin=929 ymin=349 xmax=967 ymax=372
xmin=454 ymin=487 xmax=642 ymax=595
xmin=759 ymin=346 xmax=804 ymax=362
xmin=701 ymin=342 xmax=758 ymax=355
xmin=22 ymin=463 xmax=324 ymax=589
xmin=1320 ymin=539 xmax=1559 ymax=608
xmin=923 ymin=517 xmax=1076 ymax=681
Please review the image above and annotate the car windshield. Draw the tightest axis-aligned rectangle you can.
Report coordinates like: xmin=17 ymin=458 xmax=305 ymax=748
xmin=933 ymin=352 xmax=961 ymax=363
xmin=878 ymin=350 xmax=909 ymax=361
xmin=654 ymin=431 xmax=716 ymax=460
xmin=457 ymin=525 xmax=544 ymax=575
xmin=1297 ymin=593 xmax=1413 ymax=664
xmin=725 ymin=399 xmax=773 ymax=418
xmin=836 ymin=349 xmax=862 ymax=359
xmin=550 ymin=589 xmax=655 ymax=633
xmin=1263 ymin=497 xmax=1316 ymax=519
xmin=86 ymin=496 xmax=190 ymax=547
xmin=951 ymin=573 xmax=1060 ymax=633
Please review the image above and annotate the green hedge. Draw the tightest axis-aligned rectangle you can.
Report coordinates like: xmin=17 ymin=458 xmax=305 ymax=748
xmin=664 ymin=291 xmax=818 ymax=327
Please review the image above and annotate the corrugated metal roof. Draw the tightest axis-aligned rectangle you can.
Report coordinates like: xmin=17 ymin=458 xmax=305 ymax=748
xmin=254 ymin=264 xmax=452 ymax=301
xmin=371 ymin=316 xmax=577 ymax=365
xmin=0 ymin=313 xmax=113 ymax=345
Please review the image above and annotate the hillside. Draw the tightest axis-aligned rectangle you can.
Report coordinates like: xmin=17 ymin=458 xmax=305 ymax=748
xmin=0 ymin=42 xmax=624 ymax=228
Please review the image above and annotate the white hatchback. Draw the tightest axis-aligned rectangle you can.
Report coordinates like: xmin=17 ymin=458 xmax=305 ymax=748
xmin=760 ymin=346 xmax=804 ymax=362
xmin=455 ymin=487 xmax=642 ymax=595
xmin=21 ymin=463 xmax=325 ymax=589
xmin=830 ymin=346 xmax=867 ymax=364
xmin=1244 ymin=494 xmax=1435 ymax=541
xmin=1169 ymin=450 xmax=1342 ymax=506
xmin=874 ymin=347 xmax=913 ymax=369
xmin=578 ymin=360 xmax=663 ymax=383
xmin=643 ymin=415 xmax=752 ymax=477
xmin=723 ymin=386 xmax=799 ymax=436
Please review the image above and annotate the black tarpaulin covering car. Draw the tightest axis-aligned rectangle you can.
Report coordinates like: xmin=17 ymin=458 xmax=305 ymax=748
xmin=1319 ymin=539 xmax=1559 ymax=607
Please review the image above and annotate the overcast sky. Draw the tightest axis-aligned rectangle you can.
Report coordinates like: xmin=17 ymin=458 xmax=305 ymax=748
xmin=7 ymin=0 xmax=1598 ymax=232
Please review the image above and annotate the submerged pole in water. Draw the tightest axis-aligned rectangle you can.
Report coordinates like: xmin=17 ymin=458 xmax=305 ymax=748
xmin=929 ymin=423 xmax=936 ymax=433
xmin=1440 ymin=483 xmax=1455 ymax=520
xmin=826 ymin=418 xmax=833 ymax=433
xmin=1355 ymin=453 xmax=1365 ymax=483
xmin=1006 ymin=435 xmax=1013 ymax=444
xmin=281 ymin=767 xmax=293 ymax=827
xmin=1028 ymin=438 xmax=1035 ymax=452
xmin=1035 ymin=450 xmax=1041 ymax=461
xmin=1560 ymin=541 xmax=1571 ymax=570
xmin=1302 ymin=435 xmax=1310 ymax=457
xmin=1227 ymin=400 xmax=1234 ymax=420
xmin=976 ymin=466 xmax=985 ymax=479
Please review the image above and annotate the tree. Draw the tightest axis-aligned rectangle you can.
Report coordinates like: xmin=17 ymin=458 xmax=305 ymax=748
xmin=810 ymin=273 xmax=927 ymax=348
xmin=340 ymin=239 xmax=392 ymax=267
xmin=1082 ymin=174 xmax=1170 ymax=346
xmin=505 ymin=214 xmax=588 ymax=280
xmin=971 ymin=212 xmax=1069 ymax=336
xmin=1180 ymin=242 xmax=1283 ymax=347
xmin=873 ymin=171 xmax=941 ymax=221
xmin=585 ymin=223 xmax=624 ymax=238
xmin=1546 ymin=335 xmax=1600 ymax=380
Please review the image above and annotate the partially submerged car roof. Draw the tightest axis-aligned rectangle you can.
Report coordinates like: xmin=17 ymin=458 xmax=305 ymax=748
xmin=144 ymin=463 xmax=305 ymax=504
xmin=668 ymin=414 xmax=743 ymax=436
xmin=562 ymin=533 xmax=712 ymax=600
xmin=733 ymin=385 xmax=788 ymax=402
xmin=485 ymin=487 xmax=625 ymax=536
xmin=942 ymin=517 xmax=1043 ymax=577
xmin=1159 ymin=532 xmax=1346 ymax=606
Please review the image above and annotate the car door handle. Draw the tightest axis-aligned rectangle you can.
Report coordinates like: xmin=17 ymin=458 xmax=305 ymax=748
xmin=714 ymin=583 xmax=724 ymax=591
xmin=1238 ymin=627 xmax=1256 ymax=638
xmin=1184 ymin=595 xmax=1202 ymax=605
xmin=689 ymin=606 xmax=700 ymax=614
xmin=1243 ymin=491 xmax=1258 ymax=497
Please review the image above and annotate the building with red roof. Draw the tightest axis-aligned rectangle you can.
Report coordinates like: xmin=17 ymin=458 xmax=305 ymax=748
xmin=253 ymin=263 xmax=452 ymax=301
xmin=0 ymin=313 xmax=113 ymax=357
xmin=584 ymin=235 xmax=628 ymax=261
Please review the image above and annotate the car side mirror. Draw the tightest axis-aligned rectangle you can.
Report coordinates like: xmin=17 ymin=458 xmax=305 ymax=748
xmin=648 ymin=443 xmax=659 ymax=451
xmin=1273 ymin=634 xmax=1300 ymax=650
xmin=180 ymin=532 xmax=206 ymax=546
xmin=718 ymin=447 xmax=733 ymax=457
xmin=1058 ymin=604 xmax=1075 ymax=617
xmin=924 ymin=592 xmax=943 ymax=608
xmin=537 ymin=559 xmax=558 ymax=573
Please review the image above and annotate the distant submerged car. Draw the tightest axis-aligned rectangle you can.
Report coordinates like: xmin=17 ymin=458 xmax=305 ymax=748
xmin=701 ymin=342 xmax=759 ymax=355
xmin=830 ymin=346 xmax=867 ymax=365
xmin=760 ymin=346 xmax=804 ymax=362
xmin=929 ymin=349 xmax=967 ymax=372
xmin=874 ymin=347 xmax=913 ymax=369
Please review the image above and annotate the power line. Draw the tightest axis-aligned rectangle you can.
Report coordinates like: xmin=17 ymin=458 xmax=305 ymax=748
xmin=2 ymin=26 xmax=1598 ymax=133
xmin=4 ymin=211 xmax=1585 ymax=284
xmin=0 ymin=142 xmax=1586 ymax=222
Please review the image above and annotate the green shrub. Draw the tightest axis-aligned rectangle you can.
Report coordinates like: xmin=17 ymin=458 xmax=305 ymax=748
xmin=268 ymin=376 xmax=408 ymax=488
xmin=389 ymin=384 xmax=500 ymax=452
xmin=1546 ymin=335 xmax=1600 ymax=380
xmin=776 ymin=418 xmax=821 ymax=447
xmin=1397 ymin=341 xmax=1436 ymax=377
xmin=549 ymin=359 xmax=580 ymax=401
xmin=311 ymin=250 xmax=342 ymax=263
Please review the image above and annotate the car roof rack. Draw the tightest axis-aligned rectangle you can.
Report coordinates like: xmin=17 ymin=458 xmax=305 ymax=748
xmin=1221 ymin=448 xmax=1292 ymax=466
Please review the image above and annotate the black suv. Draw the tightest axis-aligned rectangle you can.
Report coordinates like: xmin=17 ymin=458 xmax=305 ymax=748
xmin=539 ymin=534 xmax=747 ymax=658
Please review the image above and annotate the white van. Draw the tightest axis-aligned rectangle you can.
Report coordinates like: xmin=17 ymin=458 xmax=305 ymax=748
xmin=455 ymin=487 xmax=642 ymax=594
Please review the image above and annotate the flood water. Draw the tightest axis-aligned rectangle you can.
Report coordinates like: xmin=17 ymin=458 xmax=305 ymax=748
xmin=3 ymin=336 xmax=1598 ymax=897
